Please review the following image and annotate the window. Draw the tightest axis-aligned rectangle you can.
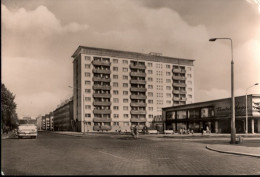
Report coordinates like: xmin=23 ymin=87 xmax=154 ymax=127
xmin=113 ymin=122 xmax=119 ymax=126
xmin=85 ymin=56 xmax=91 ymax=61
xmin=85 ymin=64 xmax=91 ymax=69
xmin=148 ymin=85 xmax=153 ymax=89
xmin=148 ymin=100 xmax=153 ymax=104
xmin=166 ymin=100 xmax=171 ymax=104
xmin=148 ymin=107 xmax=153 ymax=111
xmin=123 ymin=60 xmax=128 ymax=64
xmin=148 ymin=77 xmax=153 ymax=82
xmin=166 ymin=79 xmax=171 ymax=83
xmin=123 ymin=114 xmax=129 ymax=118
xmin=85 ymin=105 xmax=91 ymax=109
xmin=123 ymin=99 xmax=128 ymax=103
xmin=123 ymin=106 xmax=128 ymax=110
xmin=166 ymin=86 xmax=171 ymax=90
xmin=123 ymin=68 xmax=128 ymax=72
xmin=187 ymin=81 xmax=192 ymax=85
xmin=166 ymin=93 xmax=171 ymax=97
xmin=188 ymin=88 xmax=192 ymax=92
xmin=114 ymin=114 xmax=119 ymax=118
xmin=113 ymin=98 xmax=119 ymax=103
xmin=113 ymin=59 xmax=118 ymax=63
xmin=113 ymin=90 xmax=119 ymax=95
xmin=148 ymin=70 xmax=153 ymax=74
xmin=188 ymin=94 xmax=192 ymax=98
xmin=123 ymin=83 xmax=128 ymax=87
xmin=148 ymin=114 xmax=153 ymax=119
xmin=85 ymin=72 xmax=91 ymax=77
xmin=187 ymin=67 xmax=192 ymax=71
xmin=113 ymin=82 xmax=118 ymax=87
xmin=113 ymin=67 xmax=118 ymax=71
xmin=123 ymin=75 xmax=128 ymax=80
xmin=85 ymin=114 xmax=91 ymax=118
xmin=85 ymin=81 xmax=91 ymax=85
xmin=113 ymin=75 xmax=118 ymax=79
xmin=166 ymin=72 xmax=171 ymax=76
xmin=166 ymin=65 xmax=171 ymax=68
xmin=148 ymin=92 xmax=153 ymax=97
xmin=85 ymin=97 xmax=91 ymax=101
xmin=113 ymin=106 xmax=119 ymax=110
xmin=85 ymin=89 xmax=91 ymax=93
xmin=124 ymin=122 xmax=129 ymax=126
xmin=148 ymin=63 xmax=153 ymax=67
xmin=187 ymin=74 xmax=192 ymax=78
xmin=123 ymin=91 xmax=128 ymax=95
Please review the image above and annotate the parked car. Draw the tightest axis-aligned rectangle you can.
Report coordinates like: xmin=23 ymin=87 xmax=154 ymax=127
xmin=17 ymin=124 xmax=37 ymax=139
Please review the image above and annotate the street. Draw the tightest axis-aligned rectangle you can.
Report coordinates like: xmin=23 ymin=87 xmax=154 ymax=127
xmin=2 ymin=132 xmax=260 ymax=175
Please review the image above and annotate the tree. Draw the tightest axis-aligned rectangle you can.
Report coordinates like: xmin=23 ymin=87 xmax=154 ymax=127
xmin=1 ymin=83 xmax=19 ymax=132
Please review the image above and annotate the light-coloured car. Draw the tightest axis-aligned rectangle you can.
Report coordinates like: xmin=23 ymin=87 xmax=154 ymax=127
xmin=17 ymin=124 xmax=37 ymax=139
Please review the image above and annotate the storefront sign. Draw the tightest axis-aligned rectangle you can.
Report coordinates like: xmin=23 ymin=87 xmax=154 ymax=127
xmin=252 ymin=98 xmax=260 ymax=116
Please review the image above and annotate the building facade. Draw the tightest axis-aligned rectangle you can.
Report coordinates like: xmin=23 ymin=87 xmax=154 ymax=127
xmin=41 ymin=112 xmax=53 ymax=131
xmin=72 ymin=46 xmax=195 ymax=132
xmin=53 ymin=99 xmax=75 ymax=131
xmin=162 ymin=94 xmax=260 ymax=133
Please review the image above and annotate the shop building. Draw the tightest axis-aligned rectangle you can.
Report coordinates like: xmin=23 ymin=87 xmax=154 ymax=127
xmin=71 ymin=46 xmax=195 ymax=132
xmin=162 ymin=94 xmax=260 ymax=133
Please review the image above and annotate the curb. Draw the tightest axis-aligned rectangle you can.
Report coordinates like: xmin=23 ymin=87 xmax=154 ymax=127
xmin=206 ymin=145 xmax=260 ymax=158
xmin=51 ymin=132 xmax=84 ymax=137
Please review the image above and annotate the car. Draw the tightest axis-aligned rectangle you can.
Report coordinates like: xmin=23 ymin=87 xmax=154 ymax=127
xmin=17 ymin=124 xmax=37 ymax=139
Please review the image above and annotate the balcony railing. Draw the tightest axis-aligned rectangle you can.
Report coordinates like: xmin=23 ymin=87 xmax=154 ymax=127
xmin=130 ymin=80 xmax=146 ymax=85
xmin=130 ymin=95 xmax=147 ymax=100
xmin=130 ymin=102 xmax=147 ymax=107
xmin=92 ymin=69 xmax=111 ymax=74
xmin=93 ymin=117 xmax=112 ymax=122
xmin=130 ymin=87 xmax=147 ymax=92
xmin=130 ymin=110 xmax=146 ymax=114
xmin=92 ymin=60 xmax=111 ymax=66
xmin=93 ymin=77 xmax=111 ymax=82
xmin=172 ymin=76 xmax=186 ymax=80
xmin=93 ymin=109 xmax=112 ymax=114
xmin=172 ymin=68 xmax=186 ymax=73
xmin=93 ymin=101 xmax=111 ymax=106
xmin=130 ymin=64 xmax=146 ymax=69
xmin=93 ymin=93 xmax=111 ymax=98
xmin=93 ymin=85 xmax=111 ymax=90
xmin=130 ymin=118 xmax=146 ymax=122
xmin=130 ymin=72 xmax=146 ymax=77
xmin=172 ymin=83 xmax=186 ymax=87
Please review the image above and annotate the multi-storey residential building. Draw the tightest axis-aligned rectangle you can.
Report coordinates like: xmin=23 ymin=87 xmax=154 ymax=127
xmin=41 ymin=112 xmax=53 ymax=131
xmin=71 ymin=46 xmax=195 ymax=132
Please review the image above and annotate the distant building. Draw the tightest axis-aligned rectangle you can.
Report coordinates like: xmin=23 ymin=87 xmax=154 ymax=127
xmin=53 ymin=98 xmax=75 ymax=131
xmin=71 ymin=46 xmax=195 ymax=132
xmin=41 ymin=112 xmax=53 ymax=131
xmin=162 ymin=94 xmax=260 ymax=133
xmin=36 ymin=116 xmax=42 ymax=130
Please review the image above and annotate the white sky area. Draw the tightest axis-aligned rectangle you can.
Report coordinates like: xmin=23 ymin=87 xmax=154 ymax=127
xmin=2 ymin=0 xmax=260 ymax=118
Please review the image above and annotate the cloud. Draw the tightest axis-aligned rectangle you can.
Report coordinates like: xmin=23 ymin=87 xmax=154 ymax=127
xmin=1 ymin=5 xmax=89 ymax=35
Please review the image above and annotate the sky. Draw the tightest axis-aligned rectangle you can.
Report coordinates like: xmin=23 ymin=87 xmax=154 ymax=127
xmin=2 ymin=0 xmax=260 ymax=118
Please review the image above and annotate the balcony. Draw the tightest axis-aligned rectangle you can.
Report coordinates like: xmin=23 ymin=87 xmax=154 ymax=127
xmin=92 ymin=69 xmax=111 ymax=74
xmin=93 ymin=77 xmax=111 ymax=82
xmin=130 ymin=118 xmax=146 ymax=122
xmin=93 ymin=93 xmax=111 ymax=98
xmin=179 ymin=97 xmax=187 ymax=101
xmin=93 ymin=85 xmax=111 ymax=90
xmin=130 ymin=95 xmax=147 ymax=100
xmin=130 ymin=87 xmax=147 ymax=92
xmin=172 ymin=76 xmax=186 ymax=80
xmin=180 ymin=90 xmax=187 ymax=94
xmin=93 ymin=101 xmax=111 ymax=106
xmin=93 ymin=125 xmax=112 ymax=131
xmin=130 ymin=64 xmax=146 ymax=70
xmin=130 ymin=80 xmax=146 ymax=85
xmin=172 ymin=68 xmax=186 ymax=73
xmin=172 ymin=83 xmax=186 ymax=87
xmin=93 ymin=117 xmax=112 ymax=122
xmin=92 ymin=60 xmax=111 ymax=66
xmin=172 ymin=90 xmax=180 ymax=94
xmin=130 ymin=72 xmax=146 ymax=77
xmin=93 ymin=109 xmax=111 ymax=114
xmin=130 ymin=110 xmax=146 ymax=114
xmin=130 ymin=102 xmax=147 ymax=107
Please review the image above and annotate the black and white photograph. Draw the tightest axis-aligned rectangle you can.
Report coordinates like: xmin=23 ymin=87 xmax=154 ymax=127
xmin=1 ymin=0 xmax=260 ymax=175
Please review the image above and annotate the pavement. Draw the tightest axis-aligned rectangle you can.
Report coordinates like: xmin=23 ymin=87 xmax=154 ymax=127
xmin=50 ymin=131 xmax=260 ymax=158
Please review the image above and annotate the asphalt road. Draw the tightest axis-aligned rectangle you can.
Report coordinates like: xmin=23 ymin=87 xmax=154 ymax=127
xmin=1 ymin=132 xmax=260 ymax=175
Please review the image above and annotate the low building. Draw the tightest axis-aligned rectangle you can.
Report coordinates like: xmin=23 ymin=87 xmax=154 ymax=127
xmin=162 ymin=94 xmax=260 ymax=133
xmin=53 ymin=99 xmax=75 ymax=131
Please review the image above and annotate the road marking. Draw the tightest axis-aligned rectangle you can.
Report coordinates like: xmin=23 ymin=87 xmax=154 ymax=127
xmin=98 ymin=151 xmax=128 ymax=161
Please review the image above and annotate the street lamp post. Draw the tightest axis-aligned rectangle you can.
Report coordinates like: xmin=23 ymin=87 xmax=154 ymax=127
xmin=68 ymin=86 xmax=86 ymax=134
xmin=209 ymin=37 xmax=236 ymax=144
xmin=245 ymin=83 xmax=259 ymax=134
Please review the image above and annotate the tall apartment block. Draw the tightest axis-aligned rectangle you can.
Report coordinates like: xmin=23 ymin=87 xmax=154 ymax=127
xmin=72 ymin=46 xmax=195 ymax=132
